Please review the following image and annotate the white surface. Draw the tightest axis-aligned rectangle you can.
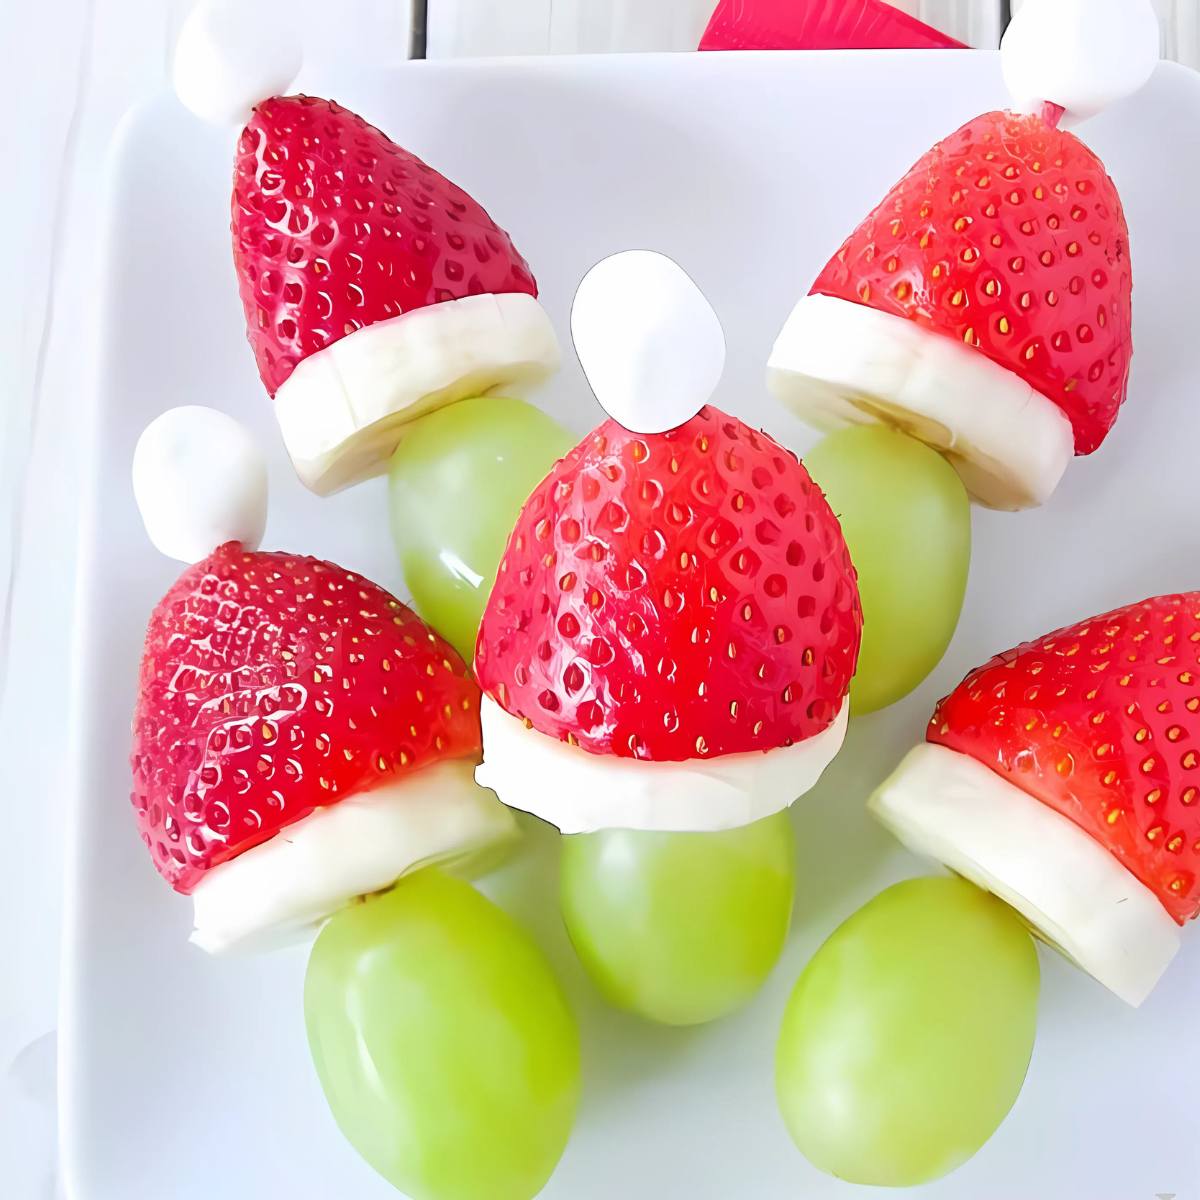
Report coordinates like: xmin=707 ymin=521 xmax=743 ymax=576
xmin=3 ymin=8 xmax=233 ymax=1198
xmin=767 ymin=294 xmax=1076 ymax=511
xmin=191 ymin=759 xmax=516 ymax=954
xmin=172 ymin=0 xmax=303 ymax=125
xmin=570 ymin=250 xmax=725 ymax=434
xmin=1 ymin=4 xmax=415 ymax=1194
xmin=477 ymin=696 xmax=849 ymax=834
xmin=1001 ymin=0 xmax=1160 ymax=121
xmin=132 ymin=406 xmax=268 ymax=561
xmin=870 ymin=743 xmax=1181 ymax=1007
xmin=57 ymin=50 xmax=1200 ymax=1200
xmin=276 ymin=293 xmax=560 ymax=494
xmin=13 ymin=13 xmax=1200 ymax=1194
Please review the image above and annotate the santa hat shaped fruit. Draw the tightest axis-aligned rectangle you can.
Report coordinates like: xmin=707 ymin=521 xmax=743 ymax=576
xmin=173 ymin=0 xmax=559 ymax=495
xmin=474 ymin=252 xmax=862 ymax=835
xmin=871 ymin=591 xmax=1200 ymax=1007
xmin=767 ymin=0 xmax=1160 ymax=510
xmin=129 ymin=407 xmax=514 ymax=951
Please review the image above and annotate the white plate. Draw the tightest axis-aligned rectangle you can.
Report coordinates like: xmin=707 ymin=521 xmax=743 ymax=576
xmin=61 ymin=50 xmax=1200 ymax=1200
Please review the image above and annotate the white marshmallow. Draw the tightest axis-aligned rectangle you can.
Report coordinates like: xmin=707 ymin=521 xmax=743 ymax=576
xmin=1002 ymin=0 xmax=1160 ymax=123
xmin=571 ymin=250 xmax=726 ymax=435
xmin=870 ymin=742 xmax=1181 ymax=1007
xmin=132 ymin=406 xmax=268 ymax=563
xmin=173 ymin=0 xmax=302 ymax=127
xmin=190 ymin=759 xmax=516 ymax=954
xmin=476 ymin=694 xmax=848 ymax=834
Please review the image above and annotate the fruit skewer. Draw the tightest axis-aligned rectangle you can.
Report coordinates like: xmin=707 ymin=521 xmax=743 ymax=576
xmin=128 ymin=406 xmax=579 ymax=1200
xmin=772 ymin=5 xmax=1166 ymax=1188
xmin=474 ymin=251 xmax=864 ymax=1025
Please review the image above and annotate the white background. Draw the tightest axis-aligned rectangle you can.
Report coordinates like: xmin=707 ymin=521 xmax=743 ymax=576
xmin=3 ymin=2 xmax=1197 ymax=1197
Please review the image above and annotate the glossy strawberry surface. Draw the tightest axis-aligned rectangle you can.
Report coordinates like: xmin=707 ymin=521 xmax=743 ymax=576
xmin=130 ymin=543 xmax=480 ymax=893
xmin=811 ymin=109 xmax=1132 ymax=454
xmin=930 ymin=594 xmax=1200 ymax=923
xmin=475 ymin=407 xmax=862 ymax=762
xmin=232 ymin=95 xmax=538 ymax=396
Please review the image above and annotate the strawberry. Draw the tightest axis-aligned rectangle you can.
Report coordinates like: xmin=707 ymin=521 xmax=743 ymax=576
xmin=474 ymin=407 xmax=862 ymax=762
xmin=700 ymin=0 xmax=963 ymax=51
xmin=232 ymin=95 xmax=538 ymax=398
xmin=811 ymin=109 xmax=1132 ymax=454
xmin=130 ymin=542 xmax=480 ymax=893
xmin=929 ymin=593 xmax=1200 ymax=924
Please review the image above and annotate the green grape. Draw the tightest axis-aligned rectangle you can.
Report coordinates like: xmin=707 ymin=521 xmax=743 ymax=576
xmin=803 ymin=424 xmax=971 ymax=714
xmin=776 ymin=875 xmax=1039 ymax=1187
xmin=560 ymin=811 xmax=795 ymax=1026
xmin=305 ymin=868 xmax=580 ymax=1200
xmin=389 ymin=396 xmax=576 ymax=658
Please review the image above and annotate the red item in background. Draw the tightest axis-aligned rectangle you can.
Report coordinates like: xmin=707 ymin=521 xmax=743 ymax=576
xmin=699 ymin=0 xmax=965 ymax=51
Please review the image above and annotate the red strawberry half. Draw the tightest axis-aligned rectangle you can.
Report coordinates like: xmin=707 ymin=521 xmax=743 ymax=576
xmin=768 ymin=109 xmax=1132 ymax=511
xmin=233 ymin=95 xmax=559 ymax=495
xmin=131 ymin=542 xmax=513 ymax=951
xmin=871 ymin=594 xmax=1200 ymax=1005
xmin=473 ymin=406 xmax=862 ymax=834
